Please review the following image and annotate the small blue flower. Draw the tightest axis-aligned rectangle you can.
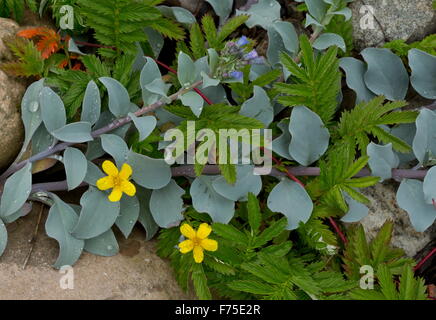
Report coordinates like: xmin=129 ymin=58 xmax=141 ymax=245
xmin=236 ymin=36 xmax=249 ymax=47
xmin=244 ymin=50 xmax=259 ymax=61
xmin=230 ymin=71 xmax=243 ymax=80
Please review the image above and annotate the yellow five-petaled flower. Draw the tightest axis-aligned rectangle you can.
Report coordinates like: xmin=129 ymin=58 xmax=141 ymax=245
xmin=96 ymin=160 xmax=136 ymax=202
xmin=179 ymin=223 xmax=218 ymax=263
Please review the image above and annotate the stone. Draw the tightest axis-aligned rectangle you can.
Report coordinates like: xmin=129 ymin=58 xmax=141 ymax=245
xmin=0 ymin=18 xmax=27 ymax=171
xmin=0 ymin=205 xmax=192 ymax=300
xmin=0 ymin=69 xmax=25 ymax=170
xmin=0 ymin=18 xmax=20 ymax=61
xmin=350 ymin=0 xmax=436 ymax=51
xmin=355 ymin=183 xmax=436 ymax=258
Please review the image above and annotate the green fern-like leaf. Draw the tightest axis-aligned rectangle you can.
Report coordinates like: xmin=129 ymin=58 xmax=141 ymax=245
xmin=201 ymin=14 xmax=248 ymax=51
xmin=0 ymin=36 xmax=44 ymax=77
xmin=232 ymin=253 xmax=354 ymax=300
xmin=216 ymin=15 xmax=249 ymax=47
xmin=350 ymin=263 xmax=428 ymax=300
xmin=385 ymin=34 xmax=436 ymax=57
xmin=275 ymin=35 xmax=341 ymax=124
xmin=189 ymin=23 xmax=206 ymax=59
xmin=336 ymin=96 xmax=417 ymax=153
xmin=46 ymin=54 xmax=141 ymax=118
xmin=0 ymin=0 xmax=37 ymax=22
xmin=191 ymin=263 xmax=212 ymax=300
xmin=312 ymin=146 xmax=378 ymax=214
xmin=166 ymin=104 xmax=264 ymax=183
xmin=202 ymin=14 xmax=218 ymax=49
xmin=343 ymin=221 xmax=414 ymax=280
xmin=297 ymin=217 xmax=338 ymax=253
xmin=78 ymin=0 xmax=184 ymax=57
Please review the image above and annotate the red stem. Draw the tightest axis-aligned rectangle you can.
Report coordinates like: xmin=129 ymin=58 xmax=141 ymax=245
xmin=414 ymin=247 xmax=436 ymax=272
xmin=270 ymin=154 xmax=305 ymax=188
xmin=328 ymin=217 xmax=348 ymax=244
xmin=153 ymin=59 xmax=213 ymax=105
xmin=73 ymin=40 xmax=116 ymax=50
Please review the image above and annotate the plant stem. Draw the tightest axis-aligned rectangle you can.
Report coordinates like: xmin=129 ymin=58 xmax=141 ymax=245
xmin=22 ymin=203 xmax=44 ymax=270
xmin=171 ymin=165 xmax=430 ymax=180
xmin=29 ymin=165 xmax=430 ymax=195
xmin=152 ymin=58 xmax=213 ymax=105
xmin=414 ymin=247 xmax=436 ymax=272
xmin=328 ymin=217 xmax=348 ymax=244
xmin=0 ymin=81 xmax=203 ymax=183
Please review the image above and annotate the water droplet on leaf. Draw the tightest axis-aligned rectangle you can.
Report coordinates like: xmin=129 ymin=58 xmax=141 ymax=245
xmin=29 ymin=101 xmax=39 ymax=112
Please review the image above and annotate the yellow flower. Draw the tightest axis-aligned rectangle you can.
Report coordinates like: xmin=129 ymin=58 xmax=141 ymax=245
xmin=96 ymin=160 xmax=136 ymax=202
xmin=178 ymin=223 xmax=218 ymax=263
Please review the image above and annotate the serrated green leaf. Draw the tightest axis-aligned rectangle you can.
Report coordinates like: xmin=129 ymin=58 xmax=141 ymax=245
xmin=253 ymin=218 xmax=287 ymax=247
xmin=213 ymin=223 xmax=248 ymax=245
xmin=247 ymin=192 xmax=262 ymax=233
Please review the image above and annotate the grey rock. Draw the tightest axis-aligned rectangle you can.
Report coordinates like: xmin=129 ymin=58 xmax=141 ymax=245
xmin=0 ymin=19 xmax=26 ymax=171
xmin=350 ymin=0 xmax=436 ymax=51
xmin=0 ymin=70 xmax=25 ymax=170
xmin=0 ymin=18 xmax=20 ymax=61
xmin=355 ymin=183 xmax=435 ymax=257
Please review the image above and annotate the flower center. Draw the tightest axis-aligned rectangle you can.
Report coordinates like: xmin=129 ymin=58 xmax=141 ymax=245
xmin=113 ymin=176 xmax=121 ymax=187
xmin=192 ymin=237 xmax=202 ymax=247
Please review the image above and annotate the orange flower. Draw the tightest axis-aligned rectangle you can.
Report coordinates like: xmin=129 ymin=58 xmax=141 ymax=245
xmin=17 ymin=27 xmax=61 ymax=59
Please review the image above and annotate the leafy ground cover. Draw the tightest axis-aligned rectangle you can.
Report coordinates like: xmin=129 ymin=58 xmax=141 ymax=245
xmin=0 ymin=0 xmax=435 ymax=300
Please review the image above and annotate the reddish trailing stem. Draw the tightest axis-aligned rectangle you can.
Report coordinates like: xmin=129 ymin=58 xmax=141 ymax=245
xmin=328 ymin=217 xmax=348 ymax=244
xmin=414 ymin=247 xmax=436 ymax=272
xmin=153 ymin=59 xmax=213 ymax=105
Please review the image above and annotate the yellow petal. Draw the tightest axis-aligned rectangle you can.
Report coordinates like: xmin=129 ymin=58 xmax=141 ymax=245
xmin=96 ymin=176 xmax=114 ymax=191
xmin=121 ymin=180 xmax=136 ymax=196
xmin=108 ymin=186 xmax=123 ymax=202
xmin=102 ymin=160 xmax=119 ymax=176
xmin=196 ymin=223 xmax=212 ymax=239
xmin=200 ymin=238 xmax=218 ymax=252
xmin=119 ymin=163 xmax=133 ymax=180
xmin=180 ymin=224 xmax=196 ymax=239
xmin=178 ymin=240 xmax=194 ymax=254
xmin=193 ymin=246 xmax=204 ymax=263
